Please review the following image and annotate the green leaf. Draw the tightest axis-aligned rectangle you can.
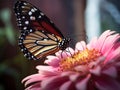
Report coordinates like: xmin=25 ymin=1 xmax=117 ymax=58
xmin=0 ymin=8 xmax=11 ymax=24
xmin=5 ymin=25 xmax=16 ymax=45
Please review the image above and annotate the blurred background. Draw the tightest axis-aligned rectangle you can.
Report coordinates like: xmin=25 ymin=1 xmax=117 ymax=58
xmin=0 ymin=0 xmax=120 ymax=90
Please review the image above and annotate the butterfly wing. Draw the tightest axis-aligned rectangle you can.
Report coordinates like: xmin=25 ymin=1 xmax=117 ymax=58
xmin=14 ymin=1 xmax=64 ymax=60
xmin=22 ymin=30 xmax=62 ymax=60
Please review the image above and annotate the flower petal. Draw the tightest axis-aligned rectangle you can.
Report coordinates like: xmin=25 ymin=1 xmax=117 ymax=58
xmin=65 ymin=47 xmax=75 ymax=55
xmin=102 ymin=66 xmax=117 ymax=78
xmin=95 ymin=30 xmax=115 ymax=51
xmin=41 ymin=76 xmax=69 ymax=90
xmin=105 ymin=47 xmax=120 ymax=63
xmin=60 ymin=81 xmax=75 ymax=90
xmin=87 ymin=37 xmax=98 ymax=49
xmin=75 ymin=41 xmax=86 ymax=51
xmin=95 ymin=75 xmax=120 ymax=90
xmin=90 ymin=66 xmax=101 ymax=76
xmin=36 ymin=65 xmax=58 ymax=72
xmin=69 ymin=73 xmax=80 ymax=82
xmin=45 ymin=55 xmax=60 ymax=67
xmin=22 ymin=74 xmax=43 ymax=87
xmin=55 ymin=49 xmax=74 ymax=59
xmin=76 ymin=74 xmax=91 ymax=90
xmin=25 ymin=83 xmax=41 ymax=90
xmin=100 ymin=33 xmax=119 ymax=55
xmin=74 ymin=65 xmax=89 ymax=74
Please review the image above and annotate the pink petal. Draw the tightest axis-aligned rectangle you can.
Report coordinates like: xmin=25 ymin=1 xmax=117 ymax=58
xmin=87 ymin=37 xmax=98 ymax=49
xmin=55 ymin=50 xmax=62 ymax=58
xmin=59 ymin=81 xmax=74 ymax=90
xmin=55 ymin=49 xmax=73 ymax=59
xmin=100 ymin=33 xmax=119 ymax=55
xmin=41 ymin=76 xmax=69 ymax=90
xmin=75 ymin=41 xmax=86 ymax=51
xmin=61 ymin=51 xmax=71 ymax=58
xmin=25 ymin=83 xmax=41 ymax=90
xmin=105 ymin=47 xmax=120 ymax=63
xmin=45 ymin=56 xmax=60 ymax=67
xmin=69 ymin=73 xmax=80 ymax=82
xmin=76 ymin=74 xmax=91 ymax=90
xmin=115 ymin=62 xmax=120 ymax=67
xmin=61 ymin=71 xmax=75 ymax=76
xmin=90 ymin=66 xmax=101 ymax=76
xmin=61 ymin=47 xmax=75 ymax=58
xmin=114 ymin=41 xmax=120 ymax=50
xmin=39 ymin=70 xmax=60 ymax=77
xmin=22 ymin=74 xmax=43 ymax=87
xmin=22 ymin=74 xmax=41 ymax=83
xmin=102 ymin=66 xmax=117 ymax=78
xmin=95 ymin=30 xmax=115 ymax=51
xmin=36 ymin=65 xmax=58 ymax=72
xmin=65 ymin=47 xmax=75 ymax=55
xmin=95 ymin=75 xmax=120 ymax=90
xmin=74 ymin=65 xmax=88 ymax=74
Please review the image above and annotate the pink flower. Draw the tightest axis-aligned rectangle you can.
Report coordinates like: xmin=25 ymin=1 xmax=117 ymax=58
xmin=22 ymin=30 xmax=120 ymax=90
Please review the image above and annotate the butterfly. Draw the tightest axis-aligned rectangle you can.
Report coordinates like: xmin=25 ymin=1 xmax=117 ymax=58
xmin=14 ymin=1 xmax=70 ymax=60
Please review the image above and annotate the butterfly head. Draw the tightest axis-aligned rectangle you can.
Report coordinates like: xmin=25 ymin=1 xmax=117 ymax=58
xmin=59 ymin=38 xmax=71 ymax=50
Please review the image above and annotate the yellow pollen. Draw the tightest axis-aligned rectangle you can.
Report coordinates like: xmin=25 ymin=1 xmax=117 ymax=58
xmin=59 ymin=48 xmax=101 ymax=71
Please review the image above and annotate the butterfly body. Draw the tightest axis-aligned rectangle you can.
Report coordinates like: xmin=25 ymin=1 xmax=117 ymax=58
xmin=14 ymin=1 xmax=70 ymax=60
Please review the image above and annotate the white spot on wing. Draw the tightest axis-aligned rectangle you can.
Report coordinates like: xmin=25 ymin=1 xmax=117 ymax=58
xmin=18 ymin=24 xmax=22 ymax=26
xmin=17 ymin=18 xmax=21 ymax=20
xmin=24 ymin=54 xmax=27 ymax=57
xmin=38 ymin=15 xmax=41 ymax=18
xmin=31 ymin=8 xmax=35 ymax=12
xmin=17 ymin=13 xmax=20 ymax=15
xmin=21 ymin=49 xmax=24 ymax=51
xmin=22 ymin=16 xmax=25 ymax=19
xmin=30 ymin=16 xmax=35 ymax=20
xmin=43 ymin=38 xmax=48 ymax=41
xmin=28 ymin=11 xmax=32 ymax=15
xmin=22 ymin=6 xmax=25 ymax=8
xmin=25 ymin=21 xmax=29 ymax=24
xmin=23 ymin=2 xmax=27 ymax=5
xmin=30 ymin=29 xmax=33 ymax=32
xmin=20 ymin=37 xmax=24 ymax=40
xmin=34 ymin=8 xmax=37 ymax=11
xmin=40 ymin=12 xmax=44 ymax=16
xmin=23 ymin=27 xmax=27 ymax=30
xmin=18 ymin=21 xmax=21 ymax=23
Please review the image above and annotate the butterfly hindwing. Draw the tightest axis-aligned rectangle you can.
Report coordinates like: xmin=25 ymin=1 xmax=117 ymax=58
xmin=23 ymin=30 xmax=61 ymax=60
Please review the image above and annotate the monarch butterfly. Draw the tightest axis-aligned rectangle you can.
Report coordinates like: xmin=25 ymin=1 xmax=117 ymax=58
xmin=14 ymin=1 xmax=70 ymax=60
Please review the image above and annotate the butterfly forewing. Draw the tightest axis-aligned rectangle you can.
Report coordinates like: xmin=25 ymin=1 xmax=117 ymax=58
xmin=14 ymin=1 xmax=69 ymax=60
xmin=14 ymin=1 xmax=64 ymax=37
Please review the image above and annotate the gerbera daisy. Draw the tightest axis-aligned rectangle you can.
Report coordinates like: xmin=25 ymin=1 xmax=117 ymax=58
xmin=22 ymin=30 xmax=120 ymax=90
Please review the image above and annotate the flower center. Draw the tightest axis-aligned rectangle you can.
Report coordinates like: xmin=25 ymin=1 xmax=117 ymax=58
xmin=59 ymin=48 xmax=101 ymax=71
